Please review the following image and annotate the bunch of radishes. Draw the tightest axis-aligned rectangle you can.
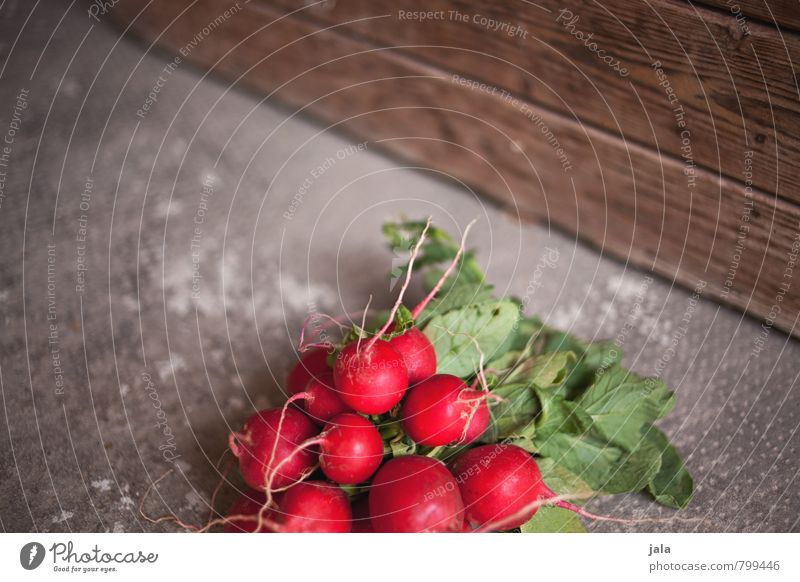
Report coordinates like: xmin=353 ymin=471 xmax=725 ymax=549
xmin=221 ymin=219 xmax=606 ymax=533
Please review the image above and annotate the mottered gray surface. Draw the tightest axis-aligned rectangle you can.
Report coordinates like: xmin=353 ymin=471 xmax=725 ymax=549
xmin=0 ymin=1 xmax=798 ymax=533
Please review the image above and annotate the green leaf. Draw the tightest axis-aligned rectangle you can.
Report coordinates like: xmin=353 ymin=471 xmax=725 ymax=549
xmin=383 ymin=219 xmax=484 ymax=293
xmin=422 ymin=300 xmax=520 ymax=377
xmin=521 ymin=458 xmax=595 ymax=533
xmin=508 ymin=316 xmax=547 ymax=352
xmin=536 ymin=428 xmax=662 ymax=494
xmin=536 ymin=325 xmax=620 ymax=397
xmin=487 ymin=383 xmax=539 ymax=440
xmin=392 ymin=304 xmax=415 ymax=332
xmin=534 ymin=391 xmax=590 ymax=441
xmin=646 ymin=428 xmax=694 ymax=509
xmin=389 ymin=437 xmax=417 ymax=457
xmin=576 ymin=366 xmax=675 ymax=451
xmin=415 ymin=281 xmax=494 ymax=326
xmin=521 ymin=506 xmax=587 ymax=533
xmin=511 ymin=351 xmax=575 ymax=388
xmin=537 ymin=457 xmax=596 ymax=501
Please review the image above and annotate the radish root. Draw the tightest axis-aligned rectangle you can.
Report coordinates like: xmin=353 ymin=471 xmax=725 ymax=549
xmin=411 ymin=218 xmax=477 ymax=320
xmin=363 ymin=217 xmax=431 ymax=353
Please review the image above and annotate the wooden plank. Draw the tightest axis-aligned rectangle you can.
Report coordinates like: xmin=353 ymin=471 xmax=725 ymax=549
xmin=698 ymin=0 xmax=800 ymax=33
xmin=108 ymin=0 xmax=800 ymax=336
xmin=263 ymin=0 xmax=800 ymax=205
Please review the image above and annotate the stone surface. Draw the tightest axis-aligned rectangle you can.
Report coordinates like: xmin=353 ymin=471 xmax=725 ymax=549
xmin=0 ymin=1 xmax=797 ymax=532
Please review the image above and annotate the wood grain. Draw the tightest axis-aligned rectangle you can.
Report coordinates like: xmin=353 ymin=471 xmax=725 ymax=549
xmin=263 ymin=0 xmax=800 ymax=205
xmin=108 ymin=0 xmax=800 ymax=336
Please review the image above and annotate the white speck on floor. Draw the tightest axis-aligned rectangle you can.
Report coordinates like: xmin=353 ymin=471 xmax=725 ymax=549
xmin=155 ymin=197 xmax=184 ymax=217
xmin=91 ymin=479 xmax=112 ymax=492
xmin=51 ymin=510 xmax=74 ymax=524
xmin=118 ymin=496 xmax=135 ymax=510
xmin=547 ymin=302 xmax=582 ymax=329
xmin=155 ymin=353 xmax=187 ymax=382
xmin=184 ymin=491 xmax=204 ymax=510
xmin=174 ymin=459 xmax=192 ymax=473
xmin=278 ymin=275 xmax=336 ymax=316
xmin=227 ymin=395 xmax=244 ymax=411
xmin=120 ymin=295 xmax=140 ymax=312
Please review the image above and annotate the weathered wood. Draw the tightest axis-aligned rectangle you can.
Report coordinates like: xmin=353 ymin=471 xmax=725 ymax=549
xmin=108 ymin=0 xmax=800 ymax=336
xmin=263 ymin=0 xmax=800 ymax=205
xmin=698 ymin=0 xmax=800 ymax=33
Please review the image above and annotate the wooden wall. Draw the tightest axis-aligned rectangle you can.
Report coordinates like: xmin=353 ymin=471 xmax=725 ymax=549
xmin=109 ymin=0 xmax=800 ymax=337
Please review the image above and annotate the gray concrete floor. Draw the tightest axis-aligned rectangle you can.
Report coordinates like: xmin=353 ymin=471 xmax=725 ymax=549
xmin=0 ymin=1 xmax=798 ymax=533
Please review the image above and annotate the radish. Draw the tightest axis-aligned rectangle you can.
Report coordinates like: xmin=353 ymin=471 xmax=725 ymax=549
xmin=223 ymin=490 xmax=272 ymax=533
xmin=333 ymin=340 xmax=409 ymax=414
xmin=451 ymin=444 xmax=542 ymax=529
xmin=287 ymin=348 xmax=330 ymax=395
xmin=387 ymin=326 xmax=437 ymax=386
xmin=319 ymin=413 xmax=384 ymax=484
xmin=401 ymin=374 xmax=489 ymax=446
xmin=273 ymin=481 xmax=352 ymax=533
xmin=228 ymin=408 xmax=319 ymax=491
xmin=302 ymin=372 xmax=353 ymax=424
xmin=369 ymin=455 xmax=464 ymax=532
xmin=451 ymin=444 xmax=620 ymax=531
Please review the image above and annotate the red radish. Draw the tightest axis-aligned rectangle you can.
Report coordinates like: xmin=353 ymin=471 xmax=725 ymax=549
xmin=273 ymin=481 xmax=352 ymax=533
xmin=369 ymin=455 xmax=464 ymax=532
xmin=401 ymin=374 xmax=489 ymax=446
xmin=302 ymin=372 xmax=353 ymax=424
xmin=387 ymin=326 xmax=437 ymax=386
xmin=453 ymin=444 xmax=636 ymax=531
xmin=333 ymin=340 xmax=409 ymax=414
xmin=451 ymin=444 xmax=542 ymax=529
xmin=228 ymin=408 xmax=319 ymax=491
xmin=319 ymin=413 xmax=384 ymax=484
xmin=287 ymin=348 xmax=330 ymax=395
xmin=223 ymin=490 xmax=272 ymax=533
xmin=350 ymin=496 xmax=374 ymax=533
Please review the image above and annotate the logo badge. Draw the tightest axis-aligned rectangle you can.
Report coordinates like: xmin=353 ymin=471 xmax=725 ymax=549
xmin=20 ymin=542 xmax=46 ymax=570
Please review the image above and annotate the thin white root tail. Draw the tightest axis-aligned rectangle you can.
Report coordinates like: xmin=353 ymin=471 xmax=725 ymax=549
xmin=411 ymin=218 xmax=477 ymax=320
xmin=364 ymin=217 xmax=432 ymax=352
